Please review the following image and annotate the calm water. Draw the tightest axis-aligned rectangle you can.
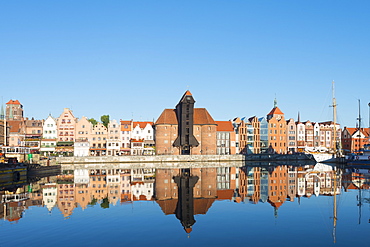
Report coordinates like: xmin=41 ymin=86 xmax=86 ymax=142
xmin=0 ymin=162 xmax=369 ymax=247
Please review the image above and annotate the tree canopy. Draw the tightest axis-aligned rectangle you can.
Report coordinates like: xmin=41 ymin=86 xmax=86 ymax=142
xmin=88 ymin=118 xmax=98 ymax=126
xmin=101 ymin=115 xmax=109 ymax=128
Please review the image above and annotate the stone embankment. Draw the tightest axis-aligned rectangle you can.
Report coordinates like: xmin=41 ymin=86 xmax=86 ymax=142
xmin=56 ymin=155 xmax=245 ymax=169
xmin=55 ymin=153 xmax=315 ymax=170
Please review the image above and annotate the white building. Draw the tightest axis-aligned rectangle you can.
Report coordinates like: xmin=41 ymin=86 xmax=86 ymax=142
xmin=74 ymin=140 xmax=90 ymax=157
xmin=40 ymin=115 xmax=57 ymax=156
xmin=42 ymin=183 xmax=57 ymax=213
xmin=131 ymin=122 xmax=155 ymax=155
xmin=74 ymin=169 xmax=90 ymax=184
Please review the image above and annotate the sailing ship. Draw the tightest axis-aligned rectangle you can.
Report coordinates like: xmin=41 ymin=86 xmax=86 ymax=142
xmin=309 ymin=81 xmax=344 ymax=163
xmin=346 ymin=100 xmax=370 ymax=165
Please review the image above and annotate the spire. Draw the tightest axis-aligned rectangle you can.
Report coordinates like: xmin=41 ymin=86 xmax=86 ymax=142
xmin=0 ymin=104 xmax=4 ymax=120
xmin=274 ymin=97 xmax=277 ymax=108
xmin=297 ymin=112 xmax=300 ymax=123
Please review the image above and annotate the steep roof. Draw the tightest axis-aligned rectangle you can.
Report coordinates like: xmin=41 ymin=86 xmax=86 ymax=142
xmin=344 ymin=127 xmax=369 ymax=137
xmin=215 ymin=121 xmax=234 ymax=132
xmin=6 ymin=100 xmax=21 ymax=105
xmin=155 ymin=108 xmax=216 ymax=125
xmin=194 ymin=108 xmax=216 ymax=125
xmin=155 ymin=109 xmax=177 ymax=125
xmin=185 ymin=90 xmax=192 ymax=96
xmin=133 ymin=121 xmax=153 ymax=129
xmin=7 ymin=120 xmax=22 ymax=133
xmin=267 ymin=107 xmax=284 ymax=116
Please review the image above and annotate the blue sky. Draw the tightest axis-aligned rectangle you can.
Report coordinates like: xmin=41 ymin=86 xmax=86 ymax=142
xmin=1 ymin=1 xmax=370 ymax=127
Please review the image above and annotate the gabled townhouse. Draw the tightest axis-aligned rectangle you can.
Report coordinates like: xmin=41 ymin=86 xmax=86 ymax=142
xmin=313 ymin=122 xmax=321 ymax=148
xmin=318 ymin=121 xmax=341 ymax=152
xmin=286 ymin=118 xmax=297 ymax=153
xmin=233 ymin=118 xmax=249 ymax=154
xmin=131 ymin=121 xmax=155 ymax=155
xmin=248 ymin=116 xmax=261 ymax=154
xmin=304 ymin=121 xmax=314 ymax=148
xmin=120 ymin=120 xmax=133 ymax=155
xmin=90 ymin=122 xmax=107 ymax=156
xmin=296 ymin=119 xmax=306 ymax=152
xmin=231 ymin=117 xmax=242 ymax=153
xmin=74 ymin=117 xmax=92 ymax=157
xmin=56 ymin=108 xmax=77 ymax=156
xmin=107 ymin=119 xmax=121 ymax=156
xmin=40 ymin=115 xmax=57 ymax=156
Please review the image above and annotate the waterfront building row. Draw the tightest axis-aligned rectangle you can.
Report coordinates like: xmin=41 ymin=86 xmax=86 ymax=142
xmin=1 ymin=92 xmax=368 ymax=157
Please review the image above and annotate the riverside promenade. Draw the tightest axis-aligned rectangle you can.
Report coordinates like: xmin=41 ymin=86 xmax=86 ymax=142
xmin=56 ymin=154 xmax=245 ymax=170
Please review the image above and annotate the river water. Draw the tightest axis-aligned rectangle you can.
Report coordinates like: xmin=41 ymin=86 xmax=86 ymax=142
xmin=0 ymin=162 xmax=369 ymax=246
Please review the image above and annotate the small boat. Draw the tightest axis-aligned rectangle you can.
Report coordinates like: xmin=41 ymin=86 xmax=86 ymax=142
xmin=347 ymin=144 xmax=370 ymax=165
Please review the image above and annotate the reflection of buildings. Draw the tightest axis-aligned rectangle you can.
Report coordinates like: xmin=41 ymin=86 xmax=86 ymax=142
xmin=57 ymin=175 xmax=76 ymax=217
xmin=237 ymin=164 xmax=342 ymax=216
xmin=42 ymin=183 xmax=57 ymax=212
xmin=131 ymin=168 xmax=155 ymax=201
xmin=3 ymin=164 xmax=369 ymax=225
xmin=155 ymin=168 xmax=217 ymax=233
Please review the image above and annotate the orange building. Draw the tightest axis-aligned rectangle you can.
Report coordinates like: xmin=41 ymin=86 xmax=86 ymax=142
xmin=268 ymin=165 xmax=288 ymax=217
xmin=267 ymin=100 xmax=287 ymax=154
xmin=342 ymin=127 xmax=369 ymax=154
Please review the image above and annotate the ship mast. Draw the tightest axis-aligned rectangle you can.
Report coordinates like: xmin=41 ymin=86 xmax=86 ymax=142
xmin=331 ymin=81 xmax=339 ymax=155
xmin=357 ymin=99 xmax=362 ymax=153
xmin=332 ymin=166 xmax=338 ymax=243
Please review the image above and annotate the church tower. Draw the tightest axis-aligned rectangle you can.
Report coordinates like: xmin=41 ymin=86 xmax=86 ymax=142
xmin=6 ymin=100 xmax=23 ymax=121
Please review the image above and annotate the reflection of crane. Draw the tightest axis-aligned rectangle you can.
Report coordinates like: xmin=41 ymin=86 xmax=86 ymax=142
xmin=173 ymin=168 xmax=199 ymax=235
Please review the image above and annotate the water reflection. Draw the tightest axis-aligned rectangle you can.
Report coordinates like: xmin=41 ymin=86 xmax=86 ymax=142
xmin=1 ymin=163 xmax=370 ymax=229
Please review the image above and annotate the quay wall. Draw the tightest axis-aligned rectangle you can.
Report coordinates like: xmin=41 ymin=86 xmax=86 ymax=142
xmin=56 ymin=154 xmax=244 ymax=164
xmin=56 ymin=155 xmax=245 ymax=170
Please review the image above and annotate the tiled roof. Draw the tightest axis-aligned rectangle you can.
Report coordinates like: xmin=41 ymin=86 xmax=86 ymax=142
xmin=155 ymin=109 xmax=177 ymax=125
xmin=155 ymin=108 xmax=216 ymax=125
xmin=216 ymin=189 xmax=234 ymax=200
xmin=6 ymin=100 xmax=21 ymax=105
xmin=7 ymin=120 xmax=22 ymax=133
xmin=133 ymin=121 xmax=153 ymax=129
xmin=194 ymin=108 xmax=216 ymax=125
xmin=215 ymin=121 xmax=233 ymax=132
xmin=344 ymin=127 xmax=369 ymax=137
xmin=267 ymin=107 xmax=284 ymax=116
xmin=156 ymin=199 xmax=178 ymax=215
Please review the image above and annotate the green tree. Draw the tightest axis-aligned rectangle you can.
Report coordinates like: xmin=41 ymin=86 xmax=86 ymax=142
xmin=88 ymin=198 xmax=98 ymax=206
xmin=100 ymin=197 xmax=109 ymax=209
xmin=88 ymin=118 xmax=98 ymax=126
xmin=101 ymin=115 xmax=110 ymax=128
